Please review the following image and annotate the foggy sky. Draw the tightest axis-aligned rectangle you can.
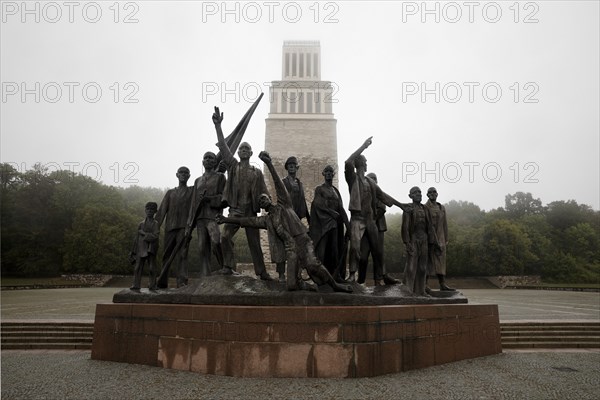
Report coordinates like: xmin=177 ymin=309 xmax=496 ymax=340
xmin=1 ymin=1 xmax=598 ymax=212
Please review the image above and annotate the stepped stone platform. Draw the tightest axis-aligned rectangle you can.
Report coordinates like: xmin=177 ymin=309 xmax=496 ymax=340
xmin=6 ymin=321 xmax=597 ymax=352
xmin=1 ymin=321 xmax=94 ymax=350
xmin=501 ymin=321 xmax=600 ymax=349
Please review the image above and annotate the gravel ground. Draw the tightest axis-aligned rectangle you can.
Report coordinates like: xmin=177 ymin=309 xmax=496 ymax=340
xmin=2 ymin=350 xmax=599 ymax=400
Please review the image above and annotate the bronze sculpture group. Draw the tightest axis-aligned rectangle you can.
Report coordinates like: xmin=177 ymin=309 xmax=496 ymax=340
xmin=130 ymin=101 xmax=454 ymax=296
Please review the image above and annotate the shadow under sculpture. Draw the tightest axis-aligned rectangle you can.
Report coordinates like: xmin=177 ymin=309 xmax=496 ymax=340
xmin=309 ymin=165 xmax=349 ymax=282
xmin=345 ymin=137 xmax=412 ymax=286
xmin=217 ymin=150 xmax=352 ymax=293
xmin=214 ymin=107 xmax=273 ymax=280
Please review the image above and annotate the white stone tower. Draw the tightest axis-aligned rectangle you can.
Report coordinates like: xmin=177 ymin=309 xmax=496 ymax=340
xmin=264 ymin=41 xmax=338 ymax=204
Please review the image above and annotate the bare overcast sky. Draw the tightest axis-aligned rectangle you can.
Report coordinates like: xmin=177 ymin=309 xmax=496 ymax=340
xmin=1 ymin=1 xmax=598 ymax=212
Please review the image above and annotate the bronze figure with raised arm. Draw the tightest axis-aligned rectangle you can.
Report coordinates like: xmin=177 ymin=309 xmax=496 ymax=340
xmin=344 ymin=137 xmax=412 ymax=285
xmin=356 ymin=172 xmax=389 ymax=284
xmin=213 ymin=107 xmax=273 ymax=280
xmin=217 ymin=151 xmax=352 ymax=293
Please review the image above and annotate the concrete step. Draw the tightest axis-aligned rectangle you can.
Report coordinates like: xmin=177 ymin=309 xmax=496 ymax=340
xmin=3 ymin=321 xmax=599 ymax=350
xmin=2 ymin=325 xmax=94 ymax=331
xmin=502 ymin=335 xmax=600 ymax=343
xmin=501 ymin=326 xmax=600 ymax=331
xmin=501 ymin=330 xmax=600 ymax=336
xmin=2 ymin=331 xmax=93 ymax=338
xmin=0 ymin=342 xmax=92 ymax=350
xmin=502 ymin=341 xmax=600 ymax=349
xmin=2 ymin=321 xmax=94 ymax=329
xmin=2 ymin=336 xmax=92 ymax=343
xmin=1 ymin=322 xmax=94 ymax=350
xmin=500 ymin=322 xmax=600 ymax=348
xmin=501 ymin=321 xmax=600 ymax=326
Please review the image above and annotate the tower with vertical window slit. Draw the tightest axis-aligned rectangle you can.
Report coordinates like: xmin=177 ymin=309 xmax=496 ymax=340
xmin=264 ymin=40 xmax=338 ymax=205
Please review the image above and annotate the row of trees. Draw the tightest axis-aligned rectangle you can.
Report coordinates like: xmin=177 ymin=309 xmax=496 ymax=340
xmin=382 ymin=192 xmax=599 ymax=283
xmin=0 ymin=163 xmax=253 ymax=277
xmin=1 ymin=163 xmax=159 ymax=276
xmin=1 ymin=164 xmax=598 ymax=282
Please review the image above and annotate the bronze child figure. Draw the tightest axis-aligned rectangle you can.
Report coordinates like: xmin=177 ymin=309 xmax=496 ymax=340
xmin=130 ymin=202 xmax=160 ymax=291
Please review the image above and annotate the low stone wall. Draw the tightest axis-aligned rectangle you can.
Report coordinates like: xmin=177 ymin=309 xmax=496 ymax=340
xmin=61 ymin=274 xmax=114 ymax=287
xmin=486 ymin=275 xmax=542 ymax=289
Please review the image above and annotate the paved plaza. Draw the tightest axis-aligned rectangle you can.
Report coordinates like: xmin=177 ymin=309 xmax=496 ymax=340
xmin=2 ymin=287 xmax=599 ymax=322
xmin=1 ymin=287 xmax=599 ymax=399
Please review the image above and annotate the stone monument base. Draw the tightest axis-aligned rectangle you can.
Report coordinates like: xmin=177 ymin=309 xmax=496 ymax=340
xmin=91 ymin=303 xmax=501 ymax=378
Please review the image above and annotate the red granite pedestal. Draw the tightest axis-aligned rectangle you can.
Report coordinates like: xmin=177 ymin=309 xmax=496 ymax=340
xmin=91 ymin=303 xmax=501 ymax=378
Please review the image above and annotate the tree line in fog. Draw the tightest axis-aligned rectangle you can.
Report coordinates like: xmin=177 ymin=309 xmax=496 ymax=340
xmin=1 ymin=163 xmax=598 ymax=283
